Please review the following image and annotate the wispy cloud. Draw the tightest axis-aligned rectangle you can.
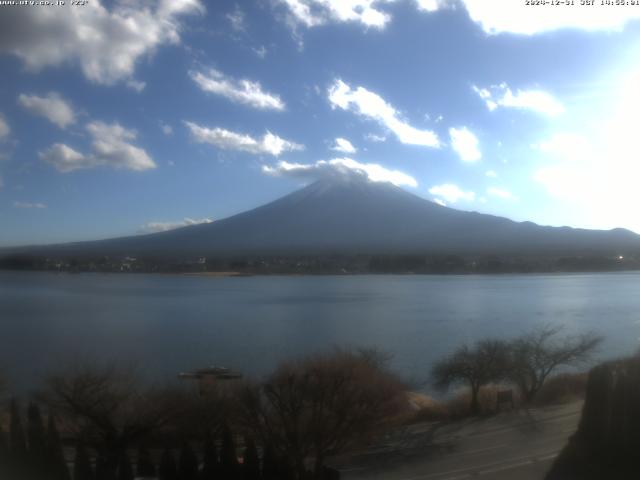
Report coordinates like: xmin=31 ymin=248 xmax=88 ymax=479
xmin=487 ymin=187 xmax=514 ymax=200
xmin=473 ymin=83 xmax=565 ymax=116
xmin=185 ymin=122 xmax=303 ymax=156
xmin=226 ymin=6 xmax=246 ymax=32
xmin=140 ymin=217 xmax=213 ymax=233
xmin=276 ymin=0 xmax=393 ymax=29
xmin=190 ymin=69 xmax=285 ymax=111
xmin=263 ymin=157 xmax=417 ymax=187
xmin=328 ymin=79 xmax=440 ymax=148
xmin=0 ymin=113 xmax=10 ymax=141
xmin=14 ymin=201 xmax=47 ymax=209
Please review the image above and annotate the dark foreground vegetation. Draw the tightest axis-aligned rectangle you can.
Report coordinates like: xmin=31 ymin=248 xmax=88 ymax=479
xmin=0 ymin=327 xmax=609 ymax=480
xmin=0 ymin=349 xmax=406 ymax=480
xmin=546 ymin=353 xmax=640 ymax=480
xmin=1 ymin=252 xmax=640 ymax=275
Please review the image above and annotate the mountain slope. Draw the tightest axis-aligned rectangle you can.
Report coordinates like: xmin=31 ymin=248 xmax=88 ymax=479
xmin=6 ymin=177 xmax=640 ymax=258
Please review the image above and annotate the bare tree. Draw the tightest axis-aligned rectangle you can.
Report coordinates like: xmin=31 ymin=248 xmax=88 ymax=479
xmin=239 ymin=348 xmax=406 ymax=479
xmin=431 ymin=339 xmax=510 ymax=414
xmin=507 ymin=325 xmax=603 ymax=403
xmin=42 ymin=363 xmax=184 ymax=475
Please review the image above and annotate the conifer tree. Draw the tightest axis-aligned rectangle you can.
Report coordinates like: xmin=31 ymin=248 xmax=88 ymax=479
xmin=200 ymin=433 xmax=219 ymax=480
xmin=74 ymin=443 xmax=95 ymax=480
xmin=46 ymin=413 xmax=71 ymax=480
xmin=261 ymin=444 xmax=279 ymax=480
xmin=9 ymin=398 xmax=28 ymax=477
xmin=220 ymin=425 xmax=239 ymax=478
xmin=27 ymin=402 xmax=47 ymax=475
xmin=95 ymin=452 xmax=116 ymax=480
xmin=158 ymin=448 xmax=179 ymax=480
xmin=136 ymin=446 xmax=156 ymax=478
xmin=0 ymin=421 xmax=10 ymax=478
xmin=9 ymin=399 xmax=27 ymax=460
xmin=117 ymin=451 xmax=134 ymax=480
xmin=242 ymin=437 xmax=261 ymax=480
xmin=179 ymin=442 xmax=199 ymax=480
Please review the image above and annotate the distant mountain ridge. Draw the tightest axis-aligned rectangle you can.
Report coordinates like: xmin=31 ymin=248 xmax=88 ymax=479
xmin=4 ymin=177 xmax=640 ymax=258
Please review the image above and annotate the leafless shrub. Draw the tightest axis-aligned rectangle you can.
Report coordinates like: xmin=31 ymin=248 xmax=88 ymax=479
xmin=238 ymin=348 xmax=406 ymax=479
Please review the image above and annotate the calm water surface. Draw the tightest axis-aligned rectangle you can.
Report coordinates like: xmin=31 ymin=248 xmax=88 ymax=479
xmin=1 ymin=271 xmax=639 ymax=392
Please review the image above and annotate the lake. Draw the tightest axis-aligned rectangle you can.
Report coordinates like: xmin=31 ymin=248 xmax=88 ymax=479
xmin=1 ymin=270 xmax=638 ymax=392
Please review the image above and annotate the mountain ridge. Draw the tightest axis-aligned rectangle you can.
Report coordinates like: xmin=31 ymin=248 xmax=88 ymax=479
xmin=3 ymin=177 xmax=640 ymax=259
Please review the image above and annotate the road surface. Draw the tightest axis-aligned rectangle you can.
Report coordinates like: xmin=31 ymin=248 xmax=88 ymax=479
xmin=336 ymin=401 xmax=582 ymax=480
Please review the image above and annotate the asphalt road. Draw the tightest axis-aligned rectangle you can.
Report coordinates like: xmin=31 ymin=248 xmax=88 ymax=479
xmin=337 ymin=401 xmax=583 ymax=480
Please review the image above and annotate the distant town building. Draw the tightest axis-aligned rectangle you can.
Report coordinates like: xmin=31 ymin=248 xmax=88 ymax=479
xmin=178 ymin=366 xmax=242 ymax=395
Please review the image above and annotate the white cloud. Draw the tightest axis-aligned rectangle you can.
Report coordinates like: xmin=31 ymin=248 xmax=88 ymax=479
xmin=487 ymin=187 xmax=514 ymax=200
xmin=18 ymin=92 xmax=76 ymax=128
xmin=190 ymin=69 xmax=285 ymax=111
xmin=39 ymin=144 xmax=89 ymax=172
xmin=458 ymin=0 xmax=640 ymax=35
xmin=14 ymin=201 xmax=47 ymax=209
xmin=263 ymin=157 xmax=417 ymax=187
xmin=449 ymin=127 xmax=481 ymax=162
xmin=428 ymin=183 xmax=475 ymax=203
xmin=328 ymin=79 xmax=440 ymax=147
xmin=253 ymin=46 xmax=268 ymax=58
xmin=0 ymin=0 xmax=204 ymax=86
xmin=227 ymin=6 xmax=246 ymax=32
xmin=485 ymin=170 xmax=497 ymax=178
xmin=331 ymin=137 xmax=357 ymax=154
xmin=277 ymin=0 xmax=394 ymax=29
xmin=365 ymin=133 xmax=386 ymax=142
xmin=126 ymin=80 xmax=146 ymax=92
xmin=185 ymin=122 xmax=303 ymax=157
xmin=160 ymin=122 xmax=173 ymax=135
xmin=40 ymin=121 xmax=155 ymax=172
xmin=0 ymin=113 xmax=10 ymax=141
xmin=415 ymin=0 xmax=445 ymax=12
xmin=473 ymin=83 xmax=565 ymax=116
xmin=140 ymin=217 xmax=213 ymax=233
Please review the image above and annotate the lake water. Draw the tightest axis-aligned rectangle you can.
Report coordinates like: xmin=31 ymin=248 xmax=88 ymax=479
xmin=1 ymin=271 xmax=639 ymax=392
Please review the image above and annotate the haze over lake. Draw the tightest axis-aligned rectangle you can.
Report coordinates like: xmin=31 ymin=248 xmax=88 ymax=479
xmin=2 ymin=271 xmax=638 ymax=392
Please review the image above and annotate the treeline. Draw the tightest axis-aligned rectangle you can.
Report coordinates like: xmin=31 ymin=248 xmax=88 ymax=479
xmin=2 ymin=252 xmax=639 ymax=274
xmin=0 ymin=349 xmax=405 ymax=480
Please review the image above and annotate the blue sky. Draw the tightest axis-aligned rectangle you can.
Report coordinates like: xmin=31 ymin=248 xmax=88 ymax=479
xmin=2 ymin=0 xmax=640 ymax=246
